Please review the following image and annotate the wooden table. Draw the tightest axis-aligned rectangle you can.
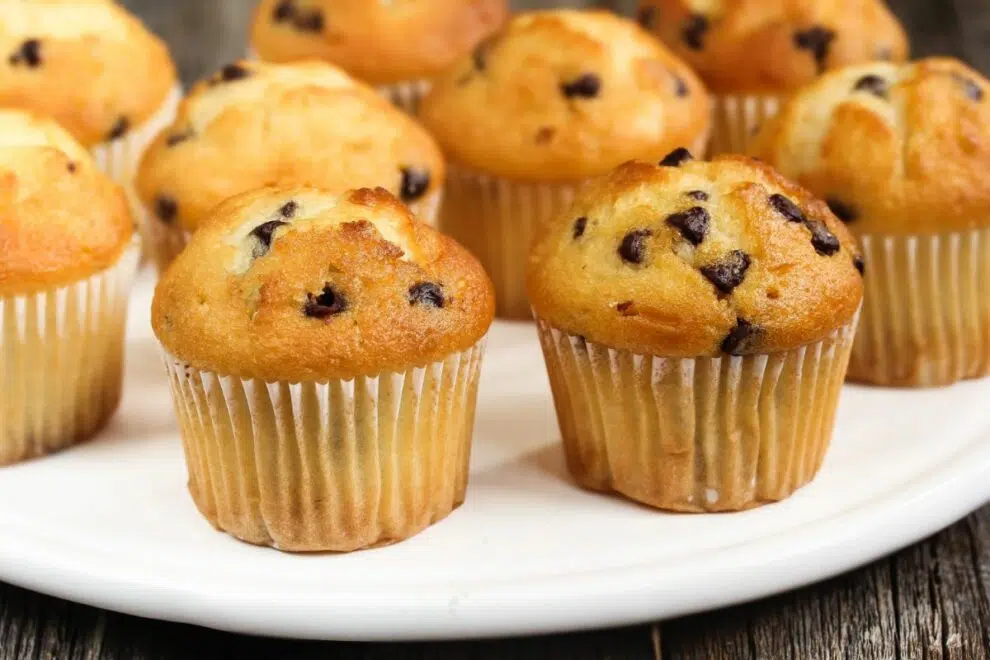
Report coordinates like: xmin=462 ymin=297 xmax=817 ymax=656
xmin=3 ymin=1 xmax=990 ymax=658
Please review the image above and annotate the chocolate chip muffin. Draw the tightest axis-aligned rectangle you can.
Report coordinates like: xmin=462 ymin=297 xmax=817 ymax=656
xmin=750 ymin=58 xmax=990 ymax=387
xmin=153 ymin=186 xmax=494 ymax=552
xmin=637 ymin=0 xmax=908 ymax=155
xmin=136 ymin=59 xmax=445 ymax=272
xmin=419 ymin=9 xmax=711 ymax=319
xmin=528 ymin=154 xmax=863 ymax=511
xmin=249 ymin=0 xmax=508 ymax=113
xmin=0 ymin=0 xmax=181 ymax=199
xmin=0 ymin=109 xmax=137 ymax=466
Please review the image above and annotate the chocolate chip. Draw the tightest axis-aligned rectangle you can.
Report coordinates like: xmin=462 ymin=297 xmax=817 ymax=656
xmin=666 ymin=207 xmax=709 ymax=246
xmin=616 ymin=301 xmax=637 ymax=316
xmin=249 ymin=220 xmax=287 ymax=258
xmin=853 ymin=74 xmax=888 ymax=98
xmin=769 ymin=194 xmax=806 ymax=223
xmin=854 ymin=254 xmax=865 ymax=275
xmin=400 ymin=167 xmax=430 ymax=203
xmin=686 ymin=190 xmax=708 ymax=201
xmin=165 ymin=129 xmax=195 ymax=147
xmin=408 ymin=282 xmax=445 ymax=308
xmin=535 ymin=126 xmax=556 ymax=144
xmin=107 ymin=117 xmax=129 ymax=141
xmin=794 ymin=26 xmax=836 ymax=73
xmin=572 ymin=216 xmax=587 ymax=239
xmin=876 ymin=45 xmax=893 ymax=61
xmin=808 ymin=219 xmax=841 ymax=256
xmin=217 ymin=63 xmax=251 ymax=83
xmin=682 ymin=14 xmax=709 ymax=50
xmin=472 ymin=38 xmax=492 ymax=72
xmin=155 ymin=195 xmax=178 ymax=224
xmin=659 ymin=147 xmax=693 ymax=167
xmin=279 ymin=200 xmax=298 ymax=218
xmin=618 ymin=229 xmax=652 ymax=264
xmin=701 ymin=250 xmax=751 ymax=294
xmin=304 ymin=284 xmax=347 ymax=318
xmin=637 ymin=6 xmax=657 ymax=30
xmin=294 ymin=10 xmax=324 ymax=33
xmin=952 ymin=73 xmax=984 ymax=102
xmin=674 ymin=74 xmax=689 ymax=98
xmin=826 ymin=197 xmax=857 ymax=223
xmin=9 ymin=39 xmax=41 ymax=67
xmin=721 ymin=318 xmax=761 ymax=355
xmin=67 ymin=162 xmax=76 ymax=174
xmin=272 ymin=0 xmax=294 ymax=22
xmin=561 ymin=74 xmax=601 ymax=99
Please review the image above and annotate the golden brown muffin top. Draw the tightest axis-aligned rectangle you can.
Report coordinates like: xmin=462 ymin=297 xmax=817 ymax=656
xmin=249 ymin=0 xmax=508 ymax=85
xmin=0 ymin=0 xmax=178 ymax=147
xmin=153 ymin=186 xmax=495 ymax=382
xmin=750 ymin=58 xmax=990 ymax=235
xmin=418 ymin=9 xmax=710 ymax=182
xmin=637 ymin=0 xmax=908 ymax=94
xmin=528 ymin=153 xmax=864 ymax=357
xmin=0 ymin=109 xmax=133 ymax=296
xmin=136 ymin=60 xmax=445 ymax=234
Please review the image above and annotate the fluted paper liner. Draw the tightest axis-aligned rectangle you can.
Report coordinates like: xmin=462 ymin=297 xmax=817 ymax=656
xmin=536 ymin=317 xmax=857 ymax=511
xmin=849 ymin=230 xmax=990 ymax=386
xmin=710 ymin=93 xmax=783 ymax=156
xmin=0 ymin=248 xmax=139 ymax=465
xmin=162 ymin=340 xmax=486 ymax=552
xmin=144 ymin=189 xmax=443 ymax=274
xmin=378 ymin=79 xmax=431 ymax=115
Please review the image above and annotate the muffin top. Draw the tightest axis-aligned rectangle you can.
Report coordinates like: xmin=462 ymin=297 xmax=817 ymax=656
xmin=637 ymin=0 xmax=908 ymax=94
xmin=153 ymin=186 xmax=495 ymax=382
xmin=750 ymin=58 xmax=990 ymax=235
xmin=0 ymin=0 xmax=178 ymax=147
xmin=137 ymin=60 xmax=445 ymax=234
xmin=249 ymin=0 xmax=508 ymax=86
xmin=528 ymin=153 xmax=863 ymax=357
xmin=0 ymin=109 xmax=133 ymax=296
xmin=418 ymin=9 xmax=710 ymax=182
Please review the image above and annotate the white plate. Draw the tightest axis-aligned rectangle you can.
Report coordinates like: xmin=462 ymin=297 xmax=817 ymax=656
xmin=0 ymin=275 xmax=989 ymax=642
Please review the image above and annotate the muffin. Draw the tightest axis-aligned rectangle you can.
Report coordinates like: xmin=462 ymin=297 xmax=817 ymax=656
xmin=528 ymin=154 xmax=863 ymax=511
xmin=420 ymin=9 xmax=711 ymax=319
xmin=153 ymin=186 xmax=494 ymax=551
xmin=637 ymin=0 xmax=908 ymax=155
xmin=136 ymin=59 xmax=446 ymax=272
xmin=0 ymin=109 xmax=137 ymax=466
xmin=750 ymin=58 xmax=990 ymax=387
xmin=0 ymin=0 xmax=181 ymax=197
xmin=249 ymin=0 xmax=508 ymax=113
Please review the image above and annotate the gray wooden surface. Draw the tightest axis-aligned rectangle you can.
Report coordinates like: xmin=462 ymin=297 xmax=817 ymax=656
xmin=2 ymin=1 xmax=989 ymax=658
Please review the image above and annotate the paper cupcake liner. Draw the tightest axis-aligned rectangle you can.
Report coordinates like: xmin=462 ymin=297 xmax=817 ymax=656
xmin=709 ymin=93 xmax=784 ymax=156
xmin=161 ymin=340 xmax=486 ymax=552
xmin=0 ymin=247 xmax=139 ymax=465
xmin=377 ymin=79 xmax=432 ymax=115
xmin=849 ymin=230 xmax=990 ymax=386
xmin=143 ymin=188 xmax=442 ymax=275
xmin=536 ymin=316 xmax=858 ymax=511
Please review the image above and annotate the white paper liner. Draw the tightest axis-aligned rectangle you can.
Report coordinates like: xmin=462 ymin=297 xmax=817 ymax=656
xmin=377 ymin=79 xmax=432 ymax=115
xmin=710 ymin=93 xmax=784 ymax=156
xmin=850 ymin=230 xmax=990 ymax=386
xmin=536 ymin=316 xmax=858 ymax=511
xmin=161 ymin=340 xmax=486 ymax=552
xmin=0 ymin=247 xmax=139 ymax=465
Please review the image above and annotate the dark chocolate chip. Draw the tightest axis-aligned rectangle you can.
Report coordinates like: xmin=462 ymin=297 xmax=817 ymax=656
xmin=826 ymin=197 xmax=858 ymax=223
xmin=155 ymin=195 xmax=178 ymax=224
xmin=67 ymin=162 xmax=77 ymax=174
xmin=666 ymin=206 xmax=710 ymax=246
xmin=400 ymin=167 xmax=430 ymax=203
xmin=769 ymin=194 xmax=806 ymax=223
xmin=674 ymin=74 xmax=689 ymax=98
xmin=107 ymin=117 xmax=129 ymax=141
xmin=572 ymin=216 xmax=587 ymax=239
xmin=472 ymin=38 xmax=492 ymax=72
xmin=535 ymin=126 xmax=556 ymax=144
xmin=618 ymin=229 xmax=652 ymax=264
xmin=616 ymin=301 xmax=637 ymax=316
xmin=853 ymin=74 xmax=888 ymax=98
xmin=304 ymin=284 xmax=348 ymax=318
xmin=808 ymin=219 xmax=841 ymax=256
xmin=659 ymin=147 xmax=693 ymax=167
xmin=952 ymin=72 xmax=984 ymax=102
xmin=854 ymin=254 xmax=865 ymax=275
xmin=10 ymin=39 xmax=41 ymax=67
xmin=293 ymin=10 xmax=324 ymax=33
xmin=166 ymin=129 xmax=195 ymax=147
xmin=272 ymin=0 xmax=294 ymax=22
xmin=561 ymin=73 xmax=601 ymax=99
xmin=637 ymin=6 xmax=657 ymax=30
xmin=721 ymin=318 xmax=761 ymax=355
xmin=686 ymin=190 xmax=709 ymax=201
xmin=279 ymin=200 xmax=298 ymax=218
xmin=794 ymin=26 xmax=836 ymax=73
xmin=701 ymin=250 xmax=751 ymax=294
xmin=682 ymin=14 xmax=709 ymax=50
xmin=409 ymin=282 xmax=445 ymax=308
xmin=249 ymin=220 xmax=287 ymax=258
xmin=217 ymin=63 xmax=251 ymax=83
